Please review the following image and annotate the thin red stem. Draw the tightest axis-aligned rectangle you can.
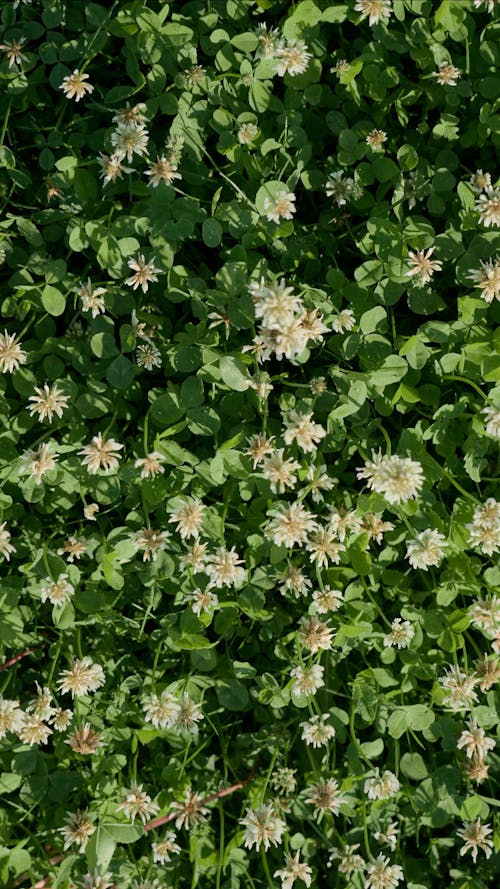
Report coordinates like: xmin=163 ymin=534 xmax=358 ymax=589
xmin=144 ymin=765 xmax=257 ymax=832
xmin=0 ymin=648 xmax=38 ymax=673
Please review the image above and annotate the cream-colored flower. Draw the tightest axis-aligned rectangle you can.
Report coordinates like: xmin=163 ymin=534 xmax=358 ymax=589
xmin=111 ymin=122 xmax=149 ymax=162
xmin=169 ymin=499 xmax=205 ymax=539
xmin=240 ymin=804 xmax=286 ymax=851
xmin=261 ymin=449 xmax=300 ymax=493
xmin=290 ymin=663 xmax=324 ymax=696
xmin=457 ymin=718 xmax=495 ymax=759
xmin=305 ymin=778 xmax=345 ymax=815
xmin=312 ymin=586 xmax=344 ymax=613
xmin=383 ymin=617 xmax=415 ymax=649
xmin=113 ymin=103 xmax=147 ymax=125
xmin=57 ymin=536 xmax=87 ymax=562
xmin=263 ymin=190 xmax=296 ymax=224
xmin=457 ymin=819 xmax=494 ymax=863
xmin=79 ymin=433 xmax=123 ymax=474
xmin=306 ymin=527 xmax=345 ymax=568
xmin=143 ymin=690 xmax=180 ymax=729
xmin=299 ymin=615 xmax=334 ymax=652
xmin=58 ymin=657 xmax=105 ymax=698
xmin=275 ymin=40 xmax=311 ymax=77
xmin=405 ymin=529 xmax=446 ymax=570
xmin=406 ymin=246 xmax=442 ymax=286
xmin=59 ymin=809 xmax=96 ymax=851
xmin=237 ymin=123 xmax=258 ymax=144
xmin=20 ymin=443 xmax=57 ymax=485
xmin=439 ymin=666 xmax=479 ymax=711
xmin=0 ymin=522 xmax=15 ymax=561
xmin=66 ymin=723 xmax=102 ymax=754
xmin=205 ymin=546 xmax=245 ymax=587
xmin=0 ymin=330 xmax=27 ymax=372
xmin=117 ymin=783 xmax=159 ymax=824
xmin=283 ymin=411 xmax=326 ymax=452
xmin=135 ymin=451 xmax=166 ymax=478
xmin=174 ymin=693 xmax=203 ymax=735
xmin=364 ymin=769 xmax=400 ymax=800
xmin=475 ymin=188 xmax=500 ymax=227
xmin=84 ymin=502 xmax=99 ymax=521
xmin=469 ymin=169 xmax=492 ymax=193
xmin=76 ymin=278 xmax=107 ymax=317
xmin=170 ymin=788 xmax=209 ymax=829
xmin=357 ymin=450 xmax=424 ymax=504
xmin=266 ymin=502 xmax=318 ymax=548
xmin=126 ymin=254 xmax=160 ymax=292
xmin=152 ymin=831 xmax=181 ymax=863
xmin=145 ymin=156 xmax=181 ymax=186
xmin=98 ymin=153 xmax=133 ymax=186
xmin=467 ymin=258 xmax=500 ymax=303
xmin=300 ymin=714 xmax=335 ymax=747
xmin=354 ymin=0 xmax=393 ymax=26
xmin=255 ymin=23 xmax=281 ymax=60
xmin=17 ymin=714 xmax=53 ymax=745
xmin=134 ymin=528 xmax=170 ymax=562
xmin=28 ymin=383 xmax=69 ymax=422
xmin=278 ymin=562 xmax=312 ymax=598
xmin=0 ymin=697 xmax=24 ymax=737
xmin=60 ymin=69 xmax=93 ymax=101
xmin=40 ymin=574 xmax=75 ymax=606
xmin=0 ymin=37 xmax=28 ymax=67
xmin=274 ymin=851 xmax=312 ymax=888
xmin=189 ymin=587 xmax=218 ymax=617
xmin=432 ymin=62 xmax=461 ymax=86
xmin=366 ymin=129 xmax=387 ymax=149
xmin=136 ymin=342 xmax=162 ymax=370
xmin=365 ymin=854 xmax=403 ymax=889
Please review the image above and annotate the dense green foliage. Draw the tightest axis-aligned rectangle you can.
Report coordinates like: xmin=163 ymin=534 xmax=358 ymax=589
xmin=0 ymin=1 xmax=499 ymax=888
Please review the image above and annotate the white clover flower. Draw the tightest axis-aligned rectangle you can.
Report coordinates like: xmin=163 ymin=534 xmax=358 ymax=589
xmin=266 ymin=502 xmax=318 ymax=548
xmin=283 ymin=411 xmax=326 ymax=452
xmin=111 ymin=122 xmax=149 ymax=162
xmin=383 ymin=618 xmax=415 ymax=649
xmin=126 ymin=254 xmax=160 ymax=292
xmin=305 ymin=778 xmax=346 ymax=815
xmin=60 ymin=69 xmax=93 ymax=101
xmin=364 ymin=769 xmax=400 ymax=800
xmin=290 ymin=663 xmax=324 ymax=696
xmin=0 ymin=523 xmax=15 ymax=561
xmin=467 ymin=258 xmax=500 ymax=303
xmin=261 ymin=449 xmax=301 ymax=494
xmin=28 ymin=384 xmax=69 ymax=422
xmin=365 ymin=854 xmax=404 ymax=889
xmin=263 ymin=189 xmax=296 ymax=224
xmin=299 ymin=615 xmax=334 ymax=652
xmin=237 ymin=123 xmax=258 ymax=144
xmin=59 ymin=810 xmax=96 ymax=852
xmin=274 ymin=851 xmax=312 ymax=889
xmin=98 ymin=153 xmax=133 ymax=186
xmin=143 ymin=690 xmax=180 ymax=729
xmin=457 ymin=718 xmax=495 ymax=760
xmin=406 ymin=247 xmax=443 ymax=286
xmin=0 ymin=698 xmax=24 ymax=738
xmin=457 ymin=819 xmax=494 ymax=863
xmin=439 ymin=666 xmax=479 ymax=711
xmin=326 ymin=171 xmax=362 ymax=205
xmin=300 ymin=714 xmax=336 ymax=747
xmin=469 ymin=170 xmax=492 ymax=193
xmin=475 ymin=188 xmax=500 ymax=227
xmin=136 ymin=343 xmax=162 ymax=370
xmin=240 ymin=804 xmax=286 ymax=851
xmin=152 ymin=831 xmax=181 ymax=863
xmin=275 ymin=40 xmax=311 ymax=77
xmin=40 ymin=574 xmax=75 ymax=606
xmin=145 ymin=156 xmax=181 ymax=186
xmin=168 ymin=499 xmax=206 ymax=538
xmin=0 ymin=330 xmax=27 ymax=373
xmin=354 ymin=0 xmax=393 ymax=26
xmin=332 ymin=309 xmax=356 ymax=332
xmin=432 ymin=62 xmax=461 ymax=86
xmin=357 ymin=451 xmax=424 ymax=504
xmin=405 ymin=529 xmax=446 ymax=570
xmin=79 ymin=433 xmax=123 ymax=474
xmin=135 ymin=451 xmax=166 ymax=478
xmin=366 ymin=129 xmax=387 ymax=149
xmin=205 ymin=546 xmax=245 ymax=587
xmin=116 ymin=783 xmax=159 ymax=824
xmin=467 ymin=498 xmax=500 ymax=555
xmin=57 ymin=657 xmax=105 ymax=698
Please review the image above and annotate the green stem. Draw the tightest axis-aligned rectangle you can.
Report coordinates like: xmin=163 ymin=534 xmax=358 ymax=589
xmin=442 ymin=376 xmax=486 ymax=401
xmin=215 ymin=801 xmax=225 ymax=889
xmin=0 ymin=99 xmax=12 ymax=148
xmin=260 ymin=847 xmax=275 ymax=889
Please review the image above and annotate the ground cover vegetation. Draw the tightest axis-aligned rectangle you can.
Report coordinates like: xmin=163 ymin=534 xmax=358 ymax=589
xmin=0 ymin=0 xmax=499 ymax=886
